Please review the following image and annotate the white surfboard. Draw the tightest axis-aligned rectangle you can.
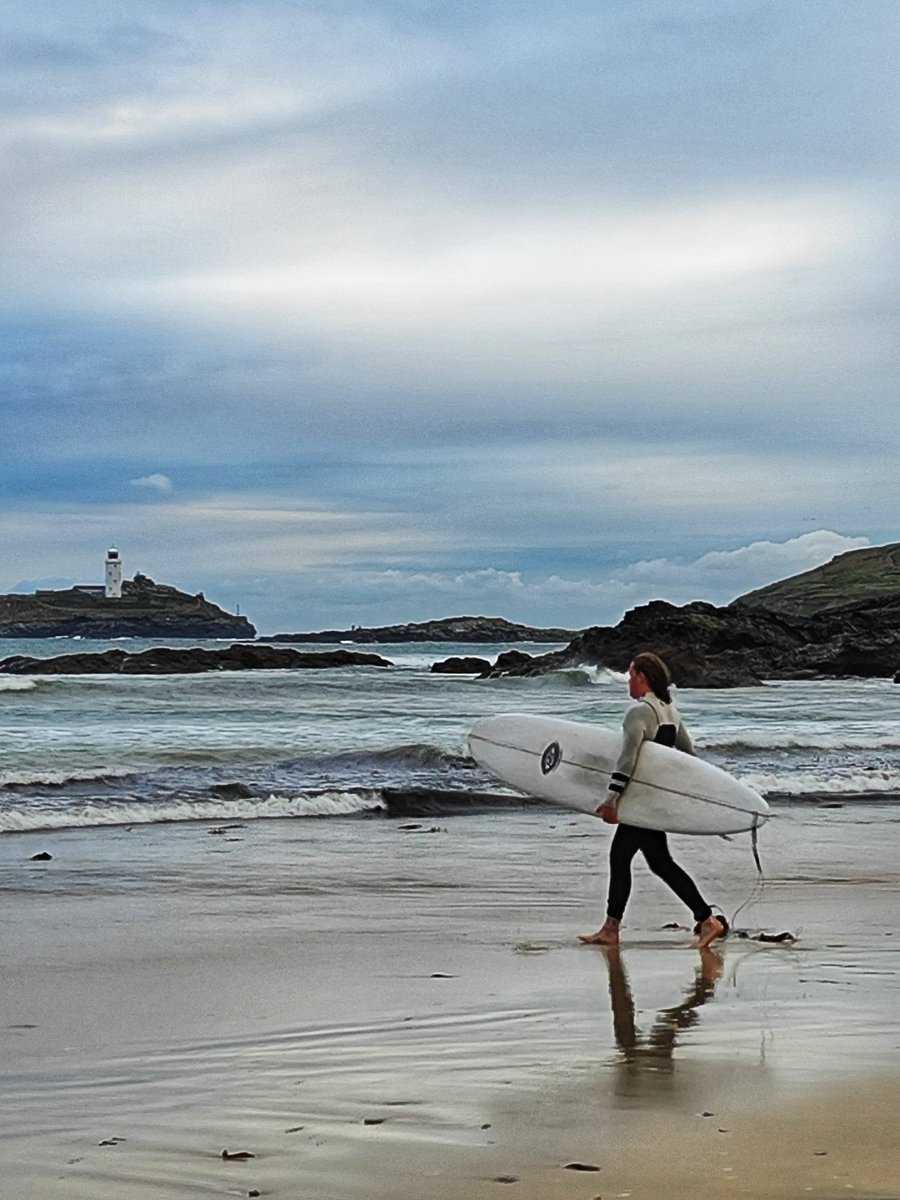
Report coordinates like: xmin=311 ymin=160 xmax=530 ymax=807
xmin=468 ymin=713 xmax=769 ymax=836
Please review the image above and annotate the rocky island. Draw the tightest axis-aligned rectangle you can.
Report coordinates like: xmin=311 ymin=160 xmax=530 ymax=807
xmin=0 ymin=576 xmax=256 ymax=640
xmin=263 ymin=616 xmax=575 ymax=643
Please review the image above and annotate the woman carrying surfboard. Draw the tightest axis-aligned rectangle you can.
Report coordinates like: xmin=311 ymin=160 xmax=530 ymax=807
xmin=579 ymin=652 xmax=727 ymax=951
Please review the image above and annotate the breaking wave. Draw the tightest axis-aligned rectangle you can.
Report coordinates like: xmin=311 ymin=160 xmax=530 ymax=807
xmin=0 ymin=789 xmax=385 ymax=833
xmin=0 ymin=677 xmax=39 ymax=692
xmin=293 ymin=743 xmax=472 ymax=772
xmin=0 ymin=766 xmax=140 ymax=790
xmin=741 ymin=769 xmax=900 ymax=796
xmin=708 ymin=731 xmax=900 ymax=752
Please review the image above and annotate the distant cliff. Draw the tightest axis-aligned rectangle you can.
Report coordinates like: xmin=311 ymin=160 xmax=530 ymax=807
xmin=264 ymin=615 xmax=575 ymax=643
xmin=0 ymin=577 xmax=256 ymax=639
xmin=733 ymin=541 xmax=900 ymax=616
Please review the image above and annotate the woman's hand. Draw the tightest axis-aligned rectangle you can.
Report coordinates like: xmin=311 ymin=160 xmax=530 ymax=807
xmin=596 ymin=803 xmax=619 ymax=824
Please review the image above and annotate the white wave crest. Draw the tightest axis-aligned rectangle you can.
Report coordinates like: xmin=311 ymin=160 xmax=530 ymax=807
xmin=0 ymin=790 xmax=383 ymax=832
xmin=710 ymin=730 xmax=900 ymax=752
xmin=742 ymin=769 xmax=900 ymax=796
xmin=0 ymin=765 xmax=137 ymax=788
xmin=0 ymin=677 xmax=38 ymax=692
xmin=575 ymin=665 xmax=626 ymax=686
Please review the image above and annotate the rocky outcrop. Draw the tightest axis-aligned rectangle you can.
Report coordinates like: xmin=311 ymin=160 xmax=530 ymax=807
xmin=0 ymin=644 xmax=391 ymax=675
xmin=430 ymin=656 xmax=493 ymax=674
xmin=263 ymin=616 xmax=575 ymax=644
xmin=430 ymin=650 xmax=543 ymax=675
xmin=482 ymin=597 xmax=900 ymax=687
xmin=380 ymin=787 xmax=539 ymax=816
xmin=0 ymin=577 xmax=255 ymax=639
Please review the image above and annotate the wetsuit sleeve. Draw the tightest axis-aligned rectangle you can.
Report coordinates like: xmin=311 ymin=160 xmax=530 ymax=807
xmin=606 ymin=705 xmax=656 ymax=806
xmin=675 ymin=720 xmax=695 ymax=755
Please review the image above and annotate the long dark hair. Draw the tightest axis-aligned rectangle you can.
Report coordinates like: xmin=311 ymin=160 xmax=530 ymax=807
xmin=631 ymin=652 xmax=672 ymax=703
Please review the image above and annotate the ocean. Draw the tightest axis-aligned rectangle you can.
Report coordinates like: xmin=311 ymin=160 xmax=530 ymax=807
xmin=2 ymin=635 xmax=899 ymax=835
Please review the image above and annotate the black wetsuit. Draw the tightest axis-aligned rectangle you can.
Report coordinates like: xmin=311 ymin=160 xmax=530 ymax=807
xmin=605 ymin=695 xmax=713 ymax=925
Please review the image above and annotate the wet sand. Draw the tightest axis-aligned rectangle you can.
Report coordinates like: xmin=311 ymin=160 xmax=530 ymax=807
xmin=2 ymin=805 xmax=899 ymax=1199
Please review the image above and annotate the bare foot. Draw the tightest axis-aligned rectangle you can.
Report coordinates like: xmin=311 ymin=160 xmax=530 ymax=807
xmin=578 ymin=920 xmax=620 ymax=946
xmin=693 ymin=915 xmax=727 ymax=949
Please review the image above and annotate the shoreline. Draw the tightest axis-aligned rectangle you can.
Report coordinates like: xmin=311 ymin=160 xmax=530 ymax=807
xmin=2 ymin=808 xmax=899 ymax=1198
xmin=2 ymin=784 xmax=899 ymax=838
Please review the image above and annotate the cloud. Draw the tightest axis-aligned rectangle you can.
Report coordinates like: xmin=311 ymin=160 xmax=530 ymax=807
xmin=0 ymin=491 xmax=442 ymax=595
xmin=1 ymin=1 xmax=898 ymax=632
xmin=130 ymin=472 xmax=173 ymax=493
xmin=204 ymin=529 xmax=874 ymax=633
xmin=158 ymin=193 xmax=869 ymax=319
xmin=602 ymin=531 xmax=872 ymax=610
xmin=2 ymin=2 xmax=893 ymax=412
xmin=687 ymin=530 xmax=871 ymax=580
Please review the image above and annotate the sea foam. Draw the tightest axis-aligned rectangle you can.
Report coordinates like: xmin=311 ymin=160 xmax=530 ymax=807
xmin=0 ymin=790 xmax=385 ymax=833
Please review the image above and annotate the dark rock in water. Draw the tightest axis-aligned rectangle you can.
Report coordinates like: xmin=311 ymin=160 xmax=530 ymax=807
xmin=493 ymin=649 xmax=535 ymax=672
xmin=430 ymin=656 xmax=492 ymax=674
xmin=381 ymin=787 xmax=540 ymax=816
xmin=208 ymin=783 xmax=256 ymax=799
xmin=30 ymin=851 xmax=53 ymax=861
xmin=261 ymin=615 xmax=576 ymax=644
xmin=480 ymin=649 xmax=536 ymax=678
xmin=0 ymin=645 xmax=392 ymax=675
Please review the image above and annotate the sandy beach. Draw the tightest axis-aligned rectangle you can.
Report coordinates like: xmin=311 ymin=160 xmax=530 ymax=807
xmin=2 ymin=804 xmax=899 ymax=1200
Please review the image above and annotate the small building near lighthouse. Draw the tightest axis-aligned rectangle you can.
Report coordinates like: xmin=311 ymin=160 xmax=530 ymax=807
xmin=105 ymin=547 xmax=123 ymax=599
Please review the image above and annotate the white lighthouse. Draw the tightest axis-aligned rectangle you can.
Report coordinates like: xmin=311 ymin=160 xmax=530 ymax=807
xmin=105 ymin=547 xmax=123 ymax=599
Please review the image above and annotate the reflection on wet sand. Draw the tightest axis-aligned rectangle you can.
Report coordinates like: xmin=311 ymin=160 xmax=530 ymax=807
xmin=601 ymin=948 xmax=723 ymax=1078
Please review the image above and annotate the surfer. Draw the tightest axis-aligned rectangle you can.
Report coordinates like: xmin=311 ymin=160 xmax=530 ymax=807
xmin=579 ymin=652 xmax=727 ymax=950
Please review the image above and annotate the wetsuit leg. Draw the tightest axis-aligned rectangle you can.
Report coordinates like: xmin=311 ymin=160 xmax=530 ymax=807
xmin=638 ymin=830 xmax=712 ymax=924
xmin=606 ymin=824 xmax=643 ymax=921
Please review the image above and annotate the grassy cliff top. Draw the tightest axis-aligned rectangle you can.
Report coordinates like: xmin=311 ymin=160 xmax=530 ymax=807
xmin=733 ymin=542 xmax=900 ymax=617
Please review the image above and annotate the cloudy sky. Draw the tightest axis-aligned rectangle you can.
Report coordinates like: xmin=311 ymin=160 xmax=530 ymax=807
xmin=3 ymin=0 xmax=897 ymax=633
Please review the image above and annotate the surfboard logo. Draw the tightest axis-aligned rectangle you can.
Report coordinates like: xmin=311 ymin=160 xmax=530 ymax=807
xmin=540 ymin=741 xmax=561 ymax=774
